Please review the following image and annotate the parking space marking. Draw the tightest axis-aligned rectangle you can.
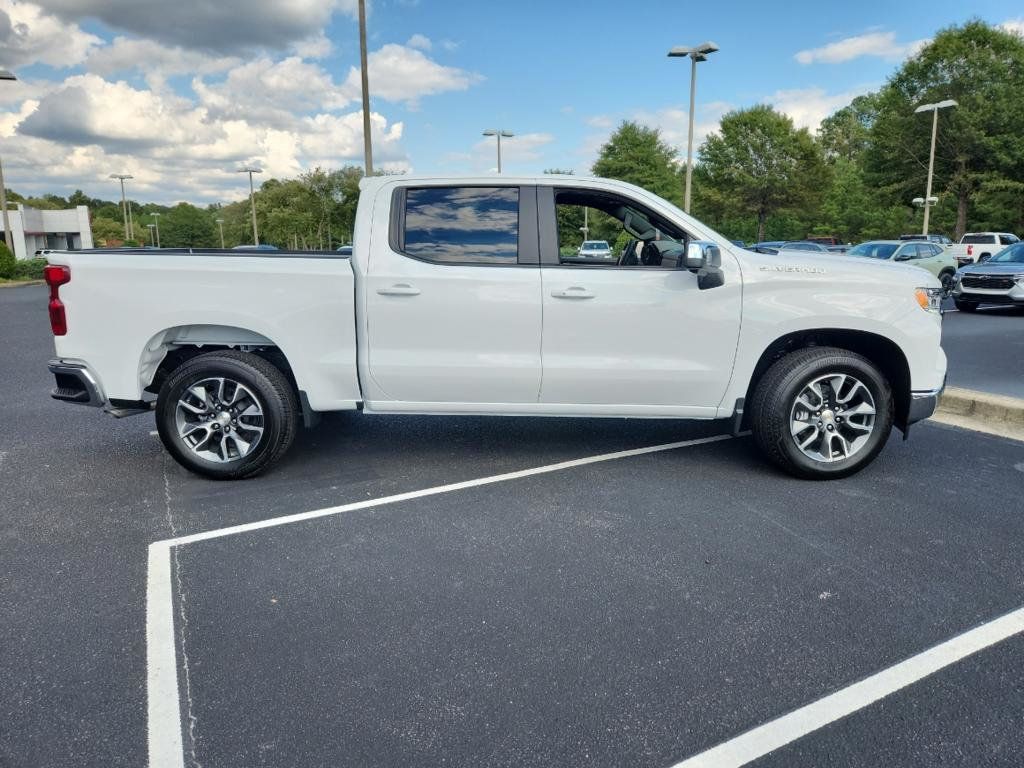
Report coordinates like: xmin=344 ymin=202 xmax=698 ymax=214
xmin=147 ymin=432 xmax=734 ymax=768
xmin=668 ymin=605 xmax=1024 ymax=768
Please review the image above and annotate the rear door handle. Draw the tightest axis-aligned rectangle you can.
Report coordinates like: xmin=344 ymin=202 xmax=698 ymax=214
xmin=377 ymin=283 xmax=421 ymax=296
xmin=551 ymin=287 xmax=595 ymax=299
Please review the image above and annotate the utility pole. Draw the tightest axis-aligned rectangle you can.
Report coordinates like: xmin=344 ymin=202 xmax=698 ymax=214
xmin=0 ymin=69 xmax=16 ymax=252
xmin=215 ymin=218 xmax=225 ymax=248
xmin=109 ymin=174 xmax=134 ymax=241
xmin=482 ymin=129 xmax=514 ymax=173
xmin=358 ymin=0 xmax=373 ymax=176
xmin=237 ymin=167 xmax=262 ymax=245
xmin=152 ymin=212 xmax=161 ymax=248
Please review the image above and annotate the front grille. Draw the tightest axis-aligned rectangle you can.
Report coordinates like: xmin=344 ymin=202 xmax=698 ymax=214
xmin=961 ymin=275 xmax=1016 ymax=290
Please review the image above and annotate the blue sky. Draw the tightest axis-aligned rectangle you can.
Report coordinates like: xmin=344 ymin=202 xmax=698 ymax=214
xmin=1 ymin=0 xmax=1022 ymax=204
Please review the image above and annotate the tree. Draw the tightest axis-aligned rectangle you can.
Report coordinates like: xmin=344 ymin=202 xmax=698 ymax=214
xmin=159 ymin=203 xmax=216 ymax=248
xmin=90 ymin=217 xmax=125 ymax=246
xmin=818 ymin=93 xmax=880 ymax=164
xmin=592 ymin=122 xmax=682 ymax=206
xmin=865 ymin=21 xmax=1024 ymax=239
xmin=698 ymin=105 xmax=827 ymax=241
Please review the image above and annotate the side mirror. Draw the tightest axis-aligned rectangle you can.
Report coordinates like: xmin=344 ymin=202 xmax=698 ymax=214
xmin=894 ymin=253 xmax=912 ymax=261
xmin=684 ymin=242 xmax=722 ymax=270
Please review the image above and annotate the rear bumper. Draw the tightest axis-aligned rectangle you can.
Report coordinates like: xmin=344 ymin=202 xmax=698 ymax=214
xmin=48 ymin=360 xmax=106 ymax=407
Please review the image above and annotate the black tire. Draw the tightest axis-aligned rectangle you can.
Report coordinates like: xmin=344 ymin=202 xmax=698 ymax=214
xmin=938 ymin=270 xmax=955 ymax=295
xmin=954 ymin=299 xmax=978 ymax=312
xmin=156 ymin=350 xmax=298 ymax=480
xmin=750 ymin=347 xmax=894 ymax=480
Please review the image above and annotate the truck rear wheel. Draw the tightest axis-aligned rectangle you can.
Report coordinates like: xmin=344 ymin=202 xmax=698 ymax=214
xmin=156 ymin=350 xmax=298 ymax=480
xmin=750 ymin=347 xmax=894 ymax=480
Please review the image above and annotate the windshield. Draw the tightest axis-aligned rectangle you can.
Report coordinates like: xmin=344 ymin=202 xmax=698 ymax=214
xmin=988 ymin=242 xmax=1024 ymax=264
xmin=582 ymin=241 xmax=608 ymax=250
xmin=848 ymin=242 xmax=898 ymax=259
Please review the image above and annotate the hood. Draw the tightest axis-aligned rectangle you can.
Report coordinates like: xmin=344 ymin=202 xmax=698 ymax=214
xmin=738 ymin=247 xmax=938 ymax=287
xmin=959 ymin=261 xmax=1024 ymax=275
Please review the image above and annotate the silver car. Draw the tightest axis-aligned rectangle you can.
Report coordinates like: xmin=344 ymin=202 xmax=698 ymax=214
xmin=951 ymin=241 xmax=1024 ymax=311
xmin=577 ymin=240 xmax=612 ymax=259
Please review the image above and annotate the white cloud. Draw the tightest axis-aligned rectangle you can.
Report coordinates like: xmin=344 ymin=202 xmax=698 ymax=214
xmin=35 ymin=0 xmax=360 ymax=53
xmin=768 ymin=86 xmax=874 ymax=130
xmin=407 ymin=33 xmax=431 ymax=51
xmin=86 ymin=36 xmax=240 ymax=89
xmin=342 ymin=43 xmax=482 ymax=107
xmin=1000 ymin=18 xmax=1024 ymax=36
xmin=0 ymin=0 xmax=102 ymax=68
xmin=795 ymin=31 xmax=928 ymax=65
xmin=445 ymin=132 xmax=555 ymax=174
xmin=586 ymin=115 xmax=613 ymax=129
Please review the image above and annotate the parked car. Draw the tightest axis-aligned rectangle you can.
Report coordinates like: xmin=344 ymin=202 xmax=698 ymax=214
xmin=577 ymin=240 xmax=612 ymax=259
xmin=806 ymin=236 xmax=841 ymax=246
xmin=900 ymin=234 xmax=953 ymax=245
xmin=729 ymin=239 xmax=746 ymax=248
xmin=778 ymin=241 xmax=830 ymax=253
xmin=950 ymin=241 xmax=1024 ymax=311
xmin=43 ymin=174 xmax=945 ymax=481
xmin=233 ymin=244 xmax=279 ymax=251
xmin=847 ymin=240 xmax=958 ymax=292
xmin=827 ymin=245 xmax=850 ymax=254
xmin=946 ymin=232 xmax=1019 ymax=266
xmin=747 ymin=240 xmax=785 ymax=254
xmin=336 ymin=245 xmax=353 ymax=256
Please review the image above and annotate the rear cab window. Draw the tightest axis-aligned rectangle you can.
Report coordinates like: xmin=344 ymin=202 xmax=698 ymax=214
xmin=392 ymin=186 xmax=538 ymax=265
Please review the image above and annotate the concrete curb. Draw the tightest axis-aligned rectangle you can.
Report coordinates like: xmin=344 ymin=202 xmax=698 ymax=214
xmin=931 ymin=386 xmax=1024 ymax=442
xmin=0 ymin=279 xmax=44 ymax=289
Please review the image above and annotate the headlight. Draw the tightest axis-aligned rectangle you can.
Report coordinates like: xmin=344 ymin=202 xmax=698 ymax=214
xmin=1016 ymin=274 xmax=1024 ymax=286
xmin=951 ymin=272 xmax=962 ymax=285
xmin=915 ymin=287 xmax=943 ymax=312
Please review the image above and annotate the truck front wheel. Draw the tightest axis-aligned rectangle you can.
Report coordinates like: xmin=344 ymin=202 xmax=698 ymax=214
xmin=156 ymin=350 xmax=298 ymax=480
xmin=750 ymin=347 xmax=894 ymax=480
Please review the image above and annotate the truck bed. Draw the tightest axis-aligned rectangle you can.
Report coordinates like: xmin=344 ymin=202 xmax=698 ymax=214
xmin=44 ymin=247 xmax=361 ymax=412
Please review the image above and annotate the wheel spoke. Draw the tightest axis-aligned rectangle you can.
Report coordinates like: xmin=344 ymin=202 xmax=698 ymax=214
xmin=174 ymin=376 xmax=264 ymax=464
xmin=790 ymin=371 xmax=876 ymax=465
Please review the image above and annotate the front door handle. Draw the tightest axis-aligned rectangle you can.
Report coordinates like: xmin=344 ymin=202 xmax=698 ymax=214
xmin=551 ymin=286 xmax=595 ymax=299
xmin=377 ymin=283 xmax=421 ymax=296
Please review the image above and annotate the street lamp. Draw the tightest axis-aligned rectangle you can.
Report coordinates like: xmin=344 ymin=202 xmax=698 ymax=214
xmin=482 ymin=129 xmax=514 ymax=173
xmin=146 ymin=223 xmax=156 ymax=246
xmin=236 ymin=166 xmax=262 ymax=245
xmin=109 ymin=174 xmax=134 ymax=241
xmin=151 ymin=212 xmax=161 ymax=248
xmin=0 ymin=68 xmax=16 ymax=253
xmin=913 ymin=99 xmax=957 ymax=236
xmin=668 ymin=41 xmax=719 ymax=214
xmin=215 ymin=218 xmax=225 ymax=248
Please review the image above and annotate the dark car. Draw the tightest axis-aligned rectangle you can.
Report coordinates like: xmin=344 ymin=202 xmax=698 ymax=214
xmin=778 ymin=241 xmax=830 ymax=253
xmin=900 ymin=233 xmax=953 ymax=245
xmin=233 ymin=244 xmax=279 ymax=251
xmin=336 ymin=245 xmax=353 ymax=256
xmin=748 ymin=240 xmax=785 ymax=254
xmin=950 ymin=241 xmax=1024 ymax=311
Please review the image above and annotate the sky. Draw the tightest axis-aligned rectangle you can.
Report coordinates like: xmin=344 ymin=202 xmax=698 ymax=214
xmin=1 ymin=0 xmax=1022 ymax=206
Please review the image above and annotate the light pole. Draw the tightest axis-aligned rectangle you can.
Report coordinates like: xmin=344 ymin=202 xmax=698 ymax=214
xmin=109 ymin=174 xmax=134 ymax=241
xmin=0 ymin=68 xmax=16 ymax=253
xmin=914 ymin=99 xmax=957 ymax=236
xmin=152 ymin=212 xmax=161 ymax=248
xmin=146 ymin=223 xmax=156 ymax=246
xmin=482 ymin=129 xmax=513 ymax=173
xmin=668 ymin=41 xmax=719 ymax=214
xmin=357 ymin=0 xmax=373 ymax=176
xmin=237 ymin=166 xmax=262 ymax=245
xmin=215 ymin=218 xmax=225 ymax=248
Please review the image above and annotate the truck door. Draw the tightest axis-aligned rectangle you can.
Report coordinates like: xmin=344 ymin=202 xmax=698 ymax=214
xmin=365 ymin=184 xmax=542 ymax=405
xmin=536 ymin=185 xmax=742 ymax=415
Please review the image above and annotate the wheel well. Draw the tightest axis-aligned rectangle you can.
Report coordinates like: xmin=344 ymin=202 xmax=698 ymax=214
xmin=744 ymin=329 xmax=911 ymax=431
xmin=144 ymin=343 xmax=297 ymax=397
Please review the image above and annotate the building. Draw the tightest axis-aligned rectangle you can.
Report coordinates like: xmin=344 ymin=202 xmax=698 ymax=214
xmin=2 ymin=204 xmax=94 ymax=259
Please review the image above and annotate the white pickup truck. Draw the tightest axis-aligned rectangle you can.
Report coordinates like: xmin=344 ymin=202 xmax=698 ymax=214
xmin=44 ymin=175 xmax=947 ymax=480
xmin=946 ymin=232 xmax=1020 ymax=266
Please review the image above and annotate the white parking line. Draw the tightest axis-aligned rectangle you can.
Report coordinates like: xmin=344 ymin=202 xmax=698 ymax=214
xmin=668 ymin=605 xmax=1024 ymax=768
xmin=146 ymin=433 xmax=734 ymax=767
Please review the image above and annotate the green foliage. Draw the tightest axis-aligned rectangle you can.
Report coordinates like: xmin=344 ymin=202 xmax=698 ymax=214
xmin=91 ymin=216 xmax=125 ymax=246
xmin=592 ymin=122 xmax=682 ymax=206
xmin=818 ymin=94 xmax=879 ymax=164
xmin=865 ymin=20 xmax=1024 ymax=238
xmin=14 ymin=257 xmax=46 ymax=280
xmin=0 ymin=241 xmax=15 ymax=279
xmin=159 ymin=203 xmax=216 ymax=248
xmin=697 ymin=105 xmax=828 ymax=241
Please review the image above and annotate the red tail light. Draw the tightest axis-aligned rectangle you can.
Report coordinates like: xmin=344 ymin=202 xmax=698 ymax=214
xmin=44 ymin=264 xmax=71 ymax=336
xmin=967 ymin=245 xmax=973 ymax=257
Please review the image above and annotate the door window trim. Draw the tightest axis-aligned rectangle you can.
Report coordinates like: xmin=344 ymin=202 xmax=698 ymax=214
xmin=388 ymin=184 xmax=539 ymax=267
xmin=536 ymin=185 xmax=691 ymax=270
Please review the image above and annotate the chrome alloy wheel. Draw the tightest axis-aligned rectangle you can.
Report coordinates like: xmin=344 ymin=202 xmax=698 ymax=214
xmin=789 ymin=373 xmax=876 ymax=463
xmin=174 ymin=377 xmax=265 ymax=463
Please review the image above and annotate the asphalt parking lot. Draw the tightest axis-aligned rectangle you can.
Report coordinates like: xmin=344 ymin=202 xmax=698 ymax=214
xmin=2 ymin=284 xmax=1023 ymax=767
xmin=941 ymin=299 xmax=1024 ymax=398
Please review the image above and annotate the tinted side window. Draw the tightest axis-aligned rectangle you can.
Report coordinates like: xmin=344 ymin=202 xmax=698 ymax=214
xmin=999 ymin=234 xmax=1017 ymax=245
xmin=402 ymin=186 xmax=518 ymax=265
